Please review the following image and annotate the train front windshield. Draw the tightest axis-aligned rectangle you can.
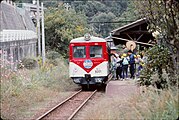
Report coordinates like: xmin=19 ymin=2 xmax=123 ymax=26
xmin=90 ymin=46 xmax=102 ymax=58
xmin=73 ymin=46 xmax=86 ymax=58
xmin=73 ymin=45 xmax=103 ymax=58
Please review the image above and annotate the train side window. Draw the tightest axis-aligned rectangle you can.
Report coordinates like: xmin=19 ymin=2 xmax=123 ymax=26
xmin=90 ymin=46 xmax=102 ymax=58
xmin=73 ymin=46 xmax=86 ymax=58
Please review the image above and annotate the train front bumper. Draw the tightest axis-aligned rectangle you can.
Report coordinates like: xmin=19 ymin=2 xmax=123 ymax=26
xmin=72 ymin=76 xmax=106 ymax=84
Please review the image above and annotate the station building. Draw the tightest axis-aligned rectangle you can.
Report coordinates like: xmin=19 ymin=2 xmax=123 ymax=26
xmin=0 ymin=0 xmax=37 ymax=69
xmin=110 ymin=18 xmax=156 ymax=52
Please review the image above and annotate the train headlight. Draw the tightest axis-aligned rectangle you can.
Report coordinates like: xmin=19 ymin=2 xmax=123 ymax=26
xmin=73 ymin=78 xmax=81 ymax=83
xmin=84 ymin=33 xmax=91 ymax=41
xmin=95 ymin=78 xmax=103 ymax=83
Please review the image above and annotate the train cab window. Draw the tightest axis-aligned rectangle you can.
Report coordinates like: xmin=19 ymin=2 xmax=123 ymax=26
xmin=90 ymin=46 xmax=102 ymax=58
xmin=73 ymin=46 xmax=86 ymax=58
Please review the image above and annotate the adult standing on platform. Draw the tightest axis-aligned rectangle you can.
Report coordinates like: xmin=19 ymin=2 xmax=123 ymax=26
xmin=110 ymin=47 xmax=118 ymax=79
xmin=121 ymin=53 xmax=129 ymax=80
xmin=128 ymin=50 xmax=135 ymax=79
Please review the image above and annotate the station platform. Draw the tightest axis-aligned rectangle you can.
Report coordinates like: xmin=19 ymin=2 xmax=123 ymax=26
xmin=105 ymin=80 xmax=140 ymax=99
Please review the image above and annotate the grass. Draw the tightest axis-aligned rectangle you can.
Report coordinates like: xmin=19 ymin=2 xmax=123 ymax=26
xmin=82 ymin=86 xmax=178 ymax=119
xmin=0 ymin=57 xmax=78 ymax=119
xmin=1 ymin=57 xmax=178 ymax=119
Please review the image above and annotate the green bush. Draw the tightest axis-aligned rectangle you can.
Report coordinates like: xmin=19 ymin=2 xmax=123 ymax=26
xmin=45 ymin=51 xmax=62 ymax=66
xmin=19 ymin=58 xmax=38 ymax=69
xmin=46 ymin=51 xmax=61 ymax=60
xmin=138 ymin=45 xmax=177 ymax=89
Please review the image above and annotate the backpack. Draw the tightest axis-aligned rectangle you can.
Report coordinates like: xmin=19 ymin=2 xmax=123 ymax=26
xmin=129 ymin=54 xmax=135 ymax=64
xmin=122 ymin=57 xmax=129 ymax=65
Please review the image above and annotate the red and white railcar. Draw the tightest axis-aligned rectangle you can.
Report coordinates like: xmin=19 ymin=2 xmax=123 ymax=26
xmin=69 ymin=34 xmax=110 ymax=87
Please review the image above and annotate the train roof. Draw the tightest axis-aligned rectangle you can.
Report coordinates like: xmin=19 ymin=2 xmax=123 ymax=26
xmin=70 ymin=36 xmax=106 ymax=43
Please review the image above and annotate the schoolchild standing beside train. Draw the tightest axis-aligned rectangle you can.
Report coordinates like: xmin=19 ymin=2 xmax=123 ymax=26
xmin=121 ymin=53 xmax=129 ymax=80
xmin=135 ymin=54 xmax=143 ymax=77
xmin=116 ymin=54 xmax=123 ymax=80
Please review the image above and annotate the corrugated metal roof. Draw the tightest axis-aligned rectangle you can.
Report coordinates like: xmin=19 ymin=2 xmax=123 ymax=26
xmin=111 ymin=18 xmax=147 ymax=34
xmin=0 ymin=1 xmax=36 ymax=31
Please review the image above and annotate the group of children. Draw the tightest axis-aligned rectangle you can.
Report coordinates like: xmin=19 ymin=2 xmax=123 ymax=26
xmin=111 ymin=50 xmax=145 ymax=80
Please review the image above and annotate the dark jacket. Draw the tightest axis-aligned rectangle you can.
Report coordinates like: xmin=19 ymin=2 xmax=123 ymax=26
xmin=129 ymin=54 xmax=135 ymax=64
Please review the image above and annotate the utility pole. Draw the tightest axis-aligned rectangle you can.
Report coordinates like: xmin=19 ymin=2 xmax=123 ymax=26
xmin=37 ymin=0 xmax=41 ymax=56
xmin=41 ymin=2 xmax=46 ymax=64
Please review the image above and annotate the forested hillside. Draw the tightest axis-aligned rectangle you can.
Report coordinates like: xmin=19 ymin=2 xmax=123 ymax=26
xmin=14 ymin=0 xmax=139 ymax=57
xmin=15 ymin=0 xmax=138 ymax=36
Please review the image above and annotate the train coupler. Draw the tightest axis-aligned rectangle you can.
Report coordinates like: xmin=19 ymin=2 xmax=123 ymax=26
xmin=85 ymin=74 xmax=91 ymax=82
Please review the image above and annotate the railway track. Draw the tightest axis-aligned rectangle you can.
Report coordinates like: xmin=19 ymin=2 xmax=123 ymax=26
xmin=36 ymin=89 xmax=97 ymax=120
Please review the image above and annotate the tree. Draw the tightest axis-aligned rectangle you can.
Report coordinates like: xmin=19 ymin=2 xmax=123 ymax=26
xmin=102 ymin=0 xmax=127 ymax=17
xmin=118 ymin=1 xmax=139 ymax=26
xmin=45 ymin=5 xmax=89 ymax=58
xmin=71 ymin=0 xmax=128 ymax=37
xmin=72 ymin=1 xmax=107 ymax=21
xmin=91 ymin=12 xmax=117 ymax=37
xmin=136 ymin=0 xmax=179 ymax=88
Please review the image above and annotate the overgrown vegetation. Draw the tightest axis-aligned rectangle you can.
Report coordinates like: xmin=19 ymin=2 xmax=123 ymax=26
xmin=82 ymin=87 xmax=178 ymax=119
xmin=1 ymin=56 xmax=77 ymax=119
xmin=18 ymin=57 xmax=38 ymax=69
xmin=135 ymin=0 xmax=179 ymax=89
xmin=139 ymin=45 xmax=178 ymax=89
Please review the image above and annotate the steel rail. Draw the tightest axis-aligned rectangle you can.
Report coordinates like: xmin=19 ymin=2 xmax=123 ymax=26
xmin=36 ymin=89 xmax=82 ymax=120
xmin=67 ymin=90 xmax=97 ymax=120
